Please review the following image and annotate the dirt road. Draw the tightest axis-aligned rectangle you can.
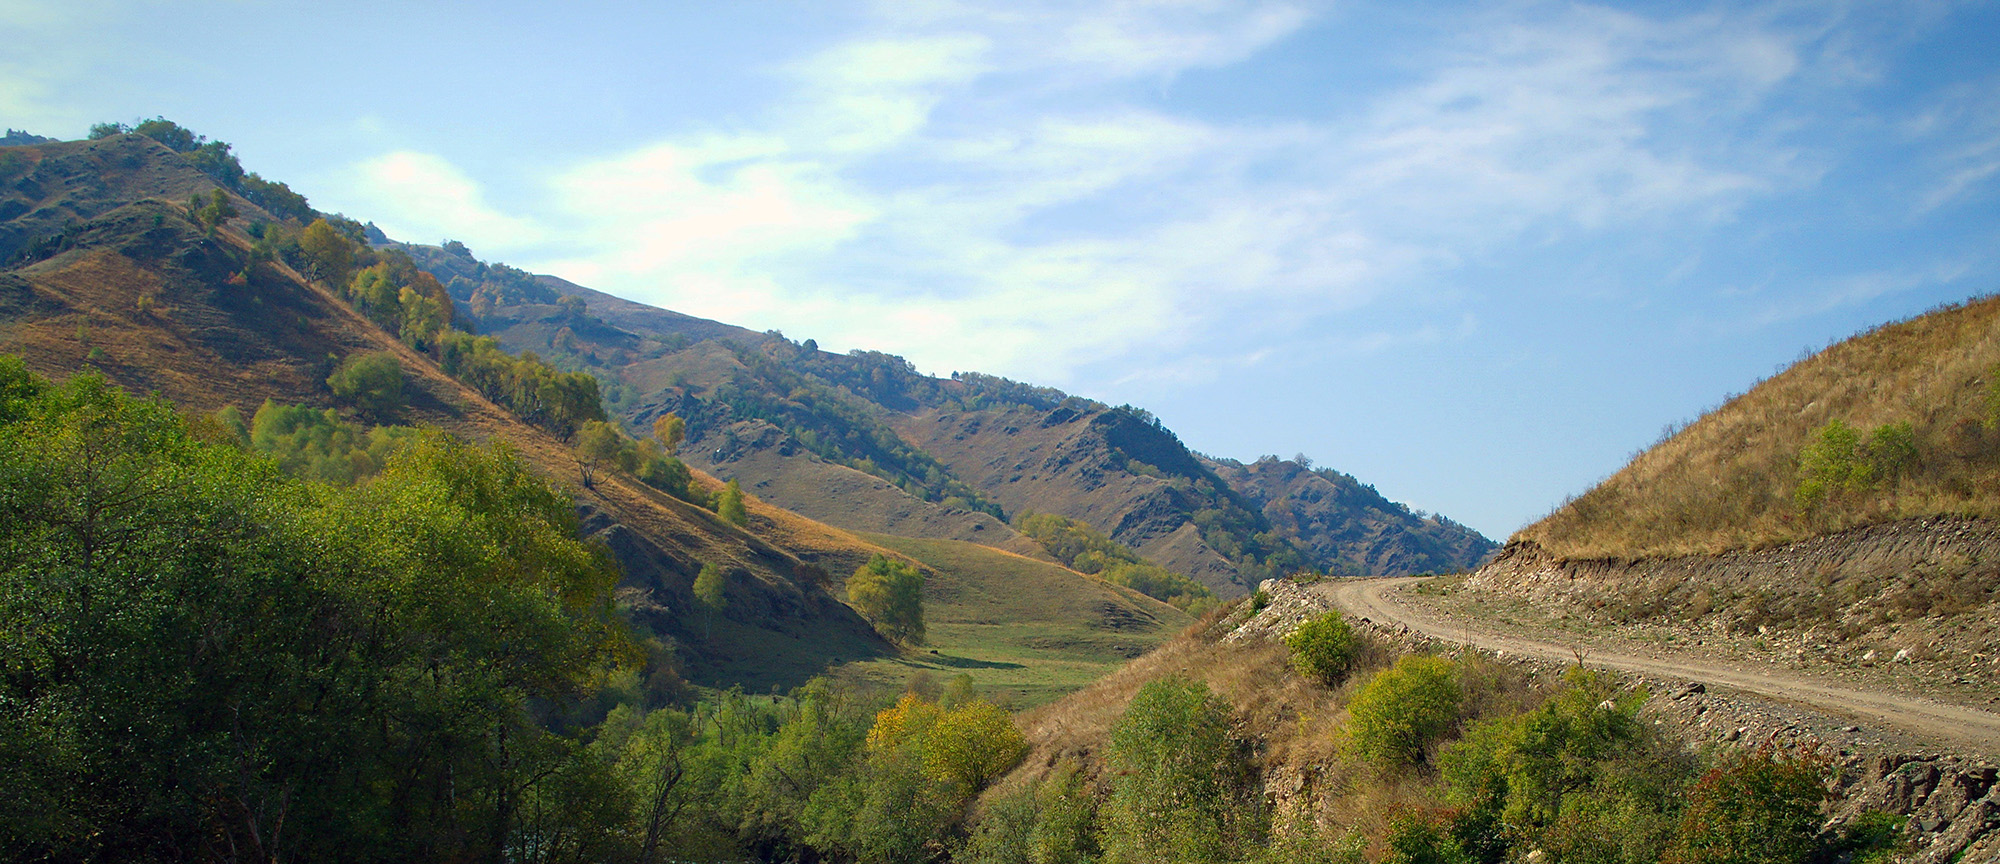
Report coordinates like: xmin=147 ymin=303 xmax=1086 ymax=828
xmin=1322 ymin=576 xmax=2000 ymax=756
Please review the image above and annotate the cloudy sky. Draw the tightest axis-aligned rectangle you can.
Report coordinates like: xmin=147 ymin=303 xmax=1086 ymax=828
xmin=7 ymin=1 xmax=1999 ymax=539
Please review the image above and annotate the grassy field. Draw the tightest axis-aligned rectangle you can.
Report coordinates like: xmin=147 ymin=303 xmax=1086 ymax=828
xmin=823 ymin=534 xmax=1193 ymax=708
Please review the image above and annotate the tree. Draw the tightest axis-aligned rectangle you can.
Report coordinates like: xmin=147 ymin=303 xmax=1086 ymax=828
xmin=326 ymin=351 xmax=404 ymax=417
xmin=193 ymin=188 xmax=236 ymax=232
xmin=298 ymin=217 xmax=355 ymax=284
xmin=653 ymin=413 xmax=686 ymax=454
xmin=574 ymin=419 xmax=632 ymax=489
xmin=848 ymin=555 xmax=925 ymax=644
xmin=693 ymin=563 xmax=727 ymax=640
xmin=715 ymin=479 xmax=748 ymax=526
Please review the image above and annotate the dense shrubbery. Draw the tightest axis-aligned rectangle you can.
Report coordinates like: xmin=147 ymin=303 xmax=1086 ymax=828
xmin=241 ymin=399 xmax=419 ymax=484
xmin=325 ymin=350 xmax=405 ymax=416
xmin=0 ymin=360 xmax=632 ymax=861
xmin=1015 ymin=511 xmax=1217 ymax=612
xmin=1283 ymin=611 xmax=1360 ymax=685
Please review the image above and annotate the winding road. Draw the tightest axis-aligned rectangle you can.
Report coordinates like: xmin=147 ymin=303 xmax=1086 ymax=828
xmin=1321 ymin=576 xmax=2000 ymax=756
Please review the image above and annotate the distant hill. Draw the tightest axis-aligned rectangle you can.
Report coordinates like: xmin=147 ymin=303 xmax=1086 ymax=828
xmin=1204 ymin=455 xmax=1496 ymax=576
xmin=407 ymin=243 xmax=1497 ymax=596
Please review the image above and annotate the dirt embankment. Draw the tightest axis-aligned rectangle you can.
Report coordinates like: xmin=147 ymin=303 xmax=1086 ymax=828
xmin=1465 ymin=517 xmax=2000 ymax=702
xmin=1240 ymin=577 xmax=2000 ymax=863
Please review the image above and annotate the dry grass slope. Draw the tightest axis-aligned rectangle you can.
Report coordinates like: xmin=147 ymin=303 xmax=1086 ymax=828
xmin=1521 ymin=294 xmax=2000 ymax=558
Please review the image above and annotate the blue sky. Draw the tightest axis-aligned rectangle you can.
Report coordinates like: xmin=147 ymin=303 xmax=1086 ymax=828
xmin=7 ymin=1 xmax=1999 ymax=540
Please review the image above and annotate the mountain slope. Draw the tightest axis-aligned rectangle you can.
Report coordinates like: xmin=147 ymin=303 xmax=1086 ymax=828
xmin=0 ymin=127 xmax=1203 ymax=698
xmin=0 ymin=134 xmax=900 ymax=692
xmin=408 ymin=245 xmax=1496 ymax=595
xmin=1205 ymin=455 xmax=1496 ymax=576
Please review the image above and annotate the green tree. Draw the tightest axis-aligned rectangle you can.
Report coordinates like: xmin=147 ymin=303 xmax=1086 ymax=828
xmin=848 ymin=554 xmax=926 ymax=644
xmin=298 ymin=217 xmax=356 ymax=284
xmin=193 ymin=188 xmax=236 ymax=232
xmin=1347 ymin=655 xmax=1462 ymax=767
xmin=1284 ymin=611 xmax=1360 ymax=685
xmin=715 ymin=478 xmax=749 ymax=526
xmin=653 ymin=412 xmax=686 ymax=453
xmin=574 ymin=419 xmax=633 ymax=488
xmin=693 ymin=563 xmax=727 ymax=640
xmin=326 ymin=351 xmax=405 ymax=417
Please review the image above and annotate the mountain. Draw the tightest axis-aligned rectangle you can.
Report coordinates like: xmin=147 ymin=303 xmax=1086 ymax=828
xmin=1204 ymin=455 xmax=1495 ymax=577
xmin=0 ymin=124 xmax=1200 ymax=703
xmin=405 ymin=239 xmax=1494 ymax=597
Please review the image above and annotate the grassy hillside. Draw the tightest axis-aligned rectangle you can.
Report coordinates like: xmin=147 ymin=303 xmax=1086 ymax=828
xmin=396 ymin=243 xmax=1492 ymax=593
xmin=0 ymin=133 xmax=903 ymax=694
xmin=1520 ymin=295 xmax=2000 ymax=558
xmin=830 ymin=534 xmax=1191 ymax=707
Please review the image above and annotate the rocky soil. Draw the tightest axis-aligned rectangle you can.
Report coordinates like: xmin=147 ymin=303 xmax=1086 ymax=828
xmin=1235 ymin=577 xmax=2000 ymax=863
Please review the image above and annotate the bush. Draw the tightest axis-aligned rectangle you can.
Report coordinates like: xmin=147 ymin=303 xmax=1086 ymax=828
xmin=1101 ymin=677 xmax=1259 ymax=864
xmin=325 ymin=351 xmax=404 ymax=416
xmin=1661 ymin=745 xmax=1832 ymax=864
xmin=1347 ymin=655 xmax=1461 ymax=767
xmin=1284 ymin=612 xmax=1360 ymax=685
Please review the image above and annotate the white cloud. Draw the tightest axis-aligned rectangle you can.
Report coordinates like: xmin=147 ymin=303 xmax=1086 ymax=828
xmin=318 ymin=1 xmax=1930 ymax=390
xmin=341 ymin=151 xmax=542 ymax=248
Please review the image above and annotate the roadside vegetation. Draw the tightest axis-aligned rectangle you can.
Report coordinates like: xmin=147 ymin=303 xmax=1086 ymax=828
xmin=973 ymin=605 xmax=1906 ymax=864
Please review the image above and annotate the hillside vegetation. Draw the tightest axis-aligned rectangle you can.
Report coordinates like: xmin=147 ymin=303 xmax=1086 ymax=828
xmin=398 ymin=236 xmax=1493 ymax=593
xmin=1521 ymin=295 xmax=2000 ymax=558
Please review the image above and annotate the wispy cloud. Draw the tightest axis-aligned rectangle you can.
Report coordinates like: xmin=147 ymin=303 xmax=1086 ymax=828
xmin=316 ymin=0 xmax=1977 ymax=388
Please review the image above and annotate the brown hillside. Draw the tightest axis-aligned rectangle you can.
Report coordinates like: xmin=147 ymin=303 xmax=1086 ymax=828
xmin=890 ymin=404 xmax=1255 ymax=595
xmin=1519 ymin=294 xmax=2000 ymax=559
xmin=0 ymin=135 xmax=903 ymax=691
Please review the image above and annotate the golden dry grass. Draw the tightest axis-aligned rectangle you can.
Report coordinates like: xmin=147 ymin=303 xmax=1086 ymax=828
xmin=1520 ymin=294 xmax=2000 ymax=558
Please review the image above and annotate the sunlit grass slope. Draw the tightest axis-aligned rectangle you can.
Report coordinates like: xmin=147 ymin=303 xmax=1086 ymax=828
xmin=827 ymin=534 xmax=1192 ymax=707
xmin=1520 ymin=294 xmax=2000 ymax=558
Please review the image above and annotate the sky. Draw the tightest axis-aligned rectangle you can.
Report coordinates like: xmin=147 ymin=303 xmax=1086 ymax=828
xmin=6 ymin=0 xmax=1999 ymax=540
